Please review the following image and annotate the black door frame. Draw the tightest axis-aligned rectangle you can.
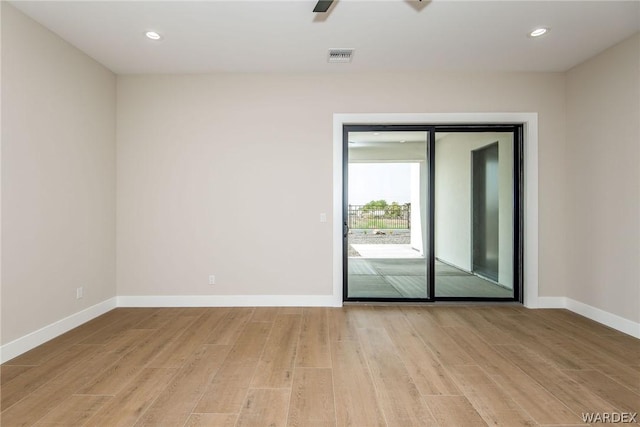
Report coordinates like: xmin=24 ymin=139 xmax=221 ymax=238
xmin=343 ymin=124 xmax=523 ymax=303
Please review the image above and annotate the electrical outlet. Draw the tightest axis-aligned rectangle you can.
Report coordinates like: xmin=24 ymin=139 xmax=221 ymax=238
xmin=208 ymin=275 xmax=216 ymax=285
xmin=319 ymin=213 xmax=327 ymax=223
xmin=76 ymin=287 xmax=83 ymax=299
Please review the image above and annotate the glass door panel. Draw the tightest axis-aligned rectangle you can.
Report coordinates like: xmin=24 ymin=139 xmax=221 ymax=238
xmin=345 ymin=130 xmax=429 ymax=300
xmin=434 ymin=131 xmax=515 ymax=298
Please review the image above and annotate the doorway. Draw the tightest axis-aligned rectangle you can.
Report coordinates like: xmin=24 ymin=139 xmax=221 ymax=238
xmin=472 ymin=142 xmax=500 ymax=282
xmin=343 ymin=125 xmax=522 ymax=302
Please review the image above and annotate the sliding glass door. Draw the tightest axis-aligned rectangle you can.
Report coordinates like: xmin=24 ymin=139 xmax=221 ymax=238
xmin=344 ymin=125 xmax=522 ymax=302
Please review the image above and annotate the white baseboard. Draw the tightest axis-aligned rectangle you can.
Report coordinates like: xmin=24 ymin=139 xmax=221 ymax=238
xmin=536 ymin=296 xmax=640 ymax=339
xmin=565 ymin=298 xmax=640 ymax=339
xmin=0 ymin=297 xmax=117 ymax=364
xmin=117 ymin=294 xmax=341 ymax=308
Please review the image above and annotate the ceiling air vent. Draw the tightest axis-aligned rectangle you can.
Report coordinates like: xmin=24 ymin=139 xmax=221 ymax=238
xmin=328 ymin=48 xmax=354 ymax=63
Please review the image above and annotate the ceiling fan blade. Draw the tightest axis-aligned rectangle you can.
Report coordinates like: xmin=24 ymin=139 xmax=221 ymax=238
xmin=313 ymin=0 xmax=334 ymax=13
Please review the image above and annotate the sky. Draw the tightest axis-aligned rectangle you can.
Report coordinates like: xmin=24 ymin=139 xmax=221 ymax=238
xmin=348 ymin=163 xmax=412 ymax=205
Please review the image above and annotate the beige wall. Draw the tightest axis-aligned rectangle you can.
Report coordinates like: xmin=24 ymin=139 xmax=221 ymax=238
xmin=116 ymin=72 xmax=567 ymax=298
xmin=1 ymin=4 xmax=117 ymax=344
xmin=566 ymin=33 xmax=640 ymax=323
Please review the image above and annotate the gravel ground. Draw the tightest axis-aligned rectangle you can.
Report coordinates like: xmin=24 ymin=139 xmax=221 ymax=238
xmin=348 ymin=230 xmax=410 ymax=257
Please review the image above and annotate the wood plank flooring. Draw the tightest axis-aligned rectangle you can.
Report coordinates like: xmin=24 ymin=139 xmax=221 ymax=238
xmin=1 ymin=305 xmax=639 ymax=426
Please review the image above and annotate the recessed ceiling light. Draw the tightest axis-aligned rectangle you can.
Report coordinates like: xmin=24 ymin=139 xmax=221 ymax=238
xmin=373 ymin=132 xmax=380 ymax=136
xmin=529 ymin=27 xmax=549 ymax=38
xmin=145 ymin=31 xmax=162 ymax=40
xmin=400 ymin=140 xmax=407 ymax=143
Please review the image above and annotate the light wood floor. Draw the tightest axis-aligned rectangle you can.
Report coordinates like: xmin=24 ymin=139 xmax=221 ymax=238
xmin=1 ymin=305 xmax=639 ymax=426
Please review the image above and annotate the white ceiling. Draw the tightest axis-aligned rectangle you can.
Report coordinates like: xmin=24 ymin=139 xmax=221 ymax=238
xmin=10 ymin=0 xmax=640 ymax=75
